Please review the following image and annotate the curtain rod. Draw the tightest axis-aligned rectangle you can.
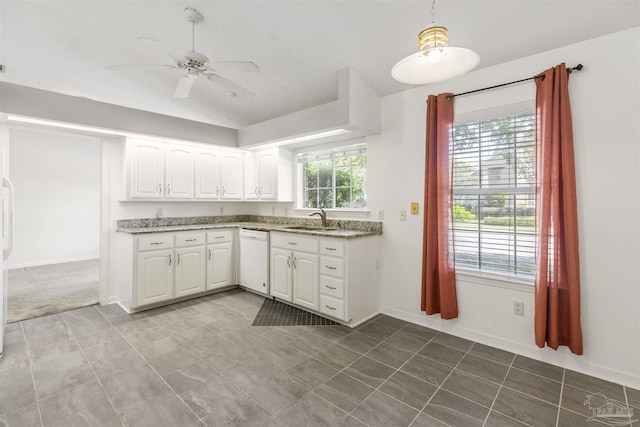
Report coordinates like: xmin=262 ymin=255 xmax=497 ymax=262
xmin=446 ymin=64 xmax=583 ymax=100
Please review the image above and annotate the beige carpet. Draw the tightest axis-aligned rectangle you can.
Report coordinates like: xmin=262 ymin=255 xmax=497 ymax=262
xmin=7 ymin=259 xmax=99 ymax=323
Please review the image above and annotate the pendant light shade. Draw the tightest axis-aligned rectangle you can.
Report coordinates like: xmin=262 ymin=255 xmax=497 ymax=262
xmin=392 ymin=4 xmax=479 ymax=85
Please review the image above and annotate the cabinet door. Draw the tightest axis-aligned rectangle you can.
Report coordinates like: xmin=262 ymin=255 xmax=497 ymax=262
xmin=270 ymin=248 xmax=292 ymax=302
xmin=258 ymin=149 xmax=277 ymax=200
xmin=175 ymin=246 xmax=206 ymax=297
xmin=221 ymin=152 xmax=244 ymax=200
xmin=136 ymin=249 xmax=173 ymax=307
xmin=195 ymin=150 xmax=221 ymax=199
xmin=292 ymin=252 xmax=319 ymax=311
xmin=165 ymin=145 xmax=194 ymax=199
xmin=207 ymin=243 xmax=232 ymax=290
xmin=243 ymin=152 xmax=259 ymax=200
xmin=129 ymin=139 xmax=164 ymax=199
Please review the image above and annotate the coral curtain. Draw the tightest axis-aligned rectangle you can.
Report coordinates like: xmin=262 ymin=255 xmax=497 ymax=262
xmin=421 ymin=93 xmax=458 ymax=319
xmin=534 ymin=63 xmax=583 ymax=354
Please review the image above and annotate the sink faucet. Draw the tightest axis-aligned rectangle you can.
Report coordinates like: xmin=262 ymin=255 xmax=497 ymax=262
xmin=309 ymin=208 xmax=327 ymax=227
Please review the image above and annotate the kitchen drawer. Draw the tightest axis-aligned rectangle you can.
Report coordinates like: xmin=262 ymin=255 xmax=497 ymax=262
xmin=207 ymin=230 xmax=233 ymax=244
xmin=137 ymin=235 xmax=173 ymax=251
xmin=320 ymin=295 xmax=345 ymax=320
xmin=320 ymin=256 xmax=344 ymax=278
xmin=320 ymin=240 xmax=344 ymax=257
xmin=175 ymin=233 xmax=205 ymax=247
xmin=320 ymin=276 xmax=344 ymax=299
xmin=271 ymin=233 xmax=318 ymax=253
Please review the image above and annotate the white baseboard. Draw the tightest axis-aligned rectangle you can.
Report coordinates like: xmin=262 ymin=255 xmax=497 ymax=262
xmin=382 ymin=305 xmax=640 ymax=389
xmin=8 ymin=255 xmax=99 ymax=270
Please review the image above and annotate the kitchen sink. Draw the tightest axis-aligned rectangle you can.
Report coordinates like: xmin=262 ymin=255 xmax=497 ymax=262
xmin=282 ymin=225 xmax=339 ymax=231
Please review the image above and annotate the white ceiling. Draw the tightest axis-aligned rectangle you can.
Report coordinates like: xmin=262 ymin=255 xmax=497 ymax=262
xmin=1 ymin=1 xmax=638 ymax=129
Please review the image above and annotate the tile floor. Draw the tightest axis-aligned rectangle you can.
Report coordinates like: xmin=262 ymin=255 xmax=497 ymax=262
xmin=0 ymin=288 xmax=638 ymax=427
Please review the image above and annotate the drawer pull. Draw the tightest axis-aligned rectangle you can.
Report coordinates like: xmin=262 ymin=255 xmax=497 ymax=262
xmin=168 ymin=254 xmax=172 ymax=266
xmin=325 ymin=266 xmax=337 ymax=270
xmin=325 ymin=305 xmax=336 ymax=311
xmin=150 ymin=242 xmax=164 ymax=245
xmin=215 ymin=236 xmax=226 ymax=239
xmin=325 ymin=247 xmax=337 ymax=251
xmin=325 ymin=285 xmax=337 ymax=290
xmin=185 ymin=238 xmax=197 ymax=242
xmin=208 ymin=249 xmax=212 ymax=260
xmin=288 ymin=242 xmax=298 ymax=246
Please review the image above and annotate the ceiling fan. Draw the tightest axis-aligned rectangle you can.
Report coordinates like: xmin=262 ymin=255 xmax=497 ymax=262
xmin=106 ymin=7 xmax=259 ymax=98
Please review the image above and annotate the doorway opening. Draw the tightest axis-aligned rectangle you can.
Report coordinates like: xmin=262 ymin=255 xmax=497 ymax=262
xmin=6 ymin=127 xmax=101 ymax=323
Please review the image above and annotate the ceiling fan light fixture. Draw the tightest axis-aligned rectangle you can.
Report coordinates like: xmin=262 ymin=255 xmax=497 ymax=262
xmin=392 ymin=2 xmax=479 ymax=85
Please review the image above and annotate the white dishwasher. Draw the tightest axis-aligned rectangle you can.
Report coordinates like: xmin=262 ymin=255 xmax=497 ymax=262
xmin=239 ymin=229 xmax=270 ymax=296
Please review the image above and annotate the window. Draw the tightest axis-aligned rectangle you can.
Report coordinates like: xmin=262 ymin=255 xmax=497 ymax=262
xmin=298 ymin=144 xmax=366 ymax=209
xmin=451 ymin=110 xmax=536 ymax=279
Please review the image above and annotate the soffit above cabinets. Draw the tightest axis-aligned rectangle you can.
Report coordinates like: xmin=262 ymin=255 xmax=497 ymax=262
xmin=238 ymin=68 xmax=380 ymax=149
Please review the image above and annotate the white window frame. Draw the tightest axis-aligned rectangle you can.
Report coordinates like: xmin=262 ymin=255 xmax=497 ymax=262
xmin=295 ymin=139 xmax=369 ymax=217
xmin=452 ymin=101 xmax=536 ymax=286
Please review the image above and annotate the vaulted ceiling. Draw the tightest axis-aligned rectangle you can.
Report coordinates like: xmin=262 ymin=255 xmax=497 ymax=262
xmin=1 ymin=1 xmax=638 ymax=129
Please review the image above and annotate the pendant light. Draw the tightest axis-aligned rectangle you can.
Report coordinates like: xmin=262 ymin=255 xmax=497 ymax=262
xmin=392 ymin=0 xmax=479 ymax=85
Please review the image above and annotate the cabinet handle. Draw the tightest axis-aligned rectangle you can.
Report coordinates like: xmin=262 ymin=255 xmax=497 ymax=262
xmin=287 ymin=242 xmax=297 ymax=246
xmin=259 ymin=186 xmax=262 ymax=197
xmin=292 ymin=257 xmax=297 ymax=268
xmin=209 ymin=249 xmax=212 ymax=260
xmin=325 ymin=247 xmax=337 ymax=251
xmin=215 ymin=236 xmax=225 ymax=239
xmin=150 ymin=242 xmax=164 ymax=245
xmin=185 ymin=238 xmax=197 ymax=242
xmin=216 ymin=185 xmax=219 ymax=196
xmin=222 ymin=186 xmax=226 ymax=196
xmin=325 ymin=266 xmax=337 ymax=270
xmin=325 ymin=305 xmax=337 ymax=311
xmin=325 ymin=285 xmax=337 ymax=290
xmin=286 ymin=256 xmax=291 ymax=268
xmin=177 ymin=254 xmax=181 ymax=265
xmin=158 ymin=184 xmax=162 ymax=194
xmin=169 ymin=254 xmax=172 ymax=266
xmin=167 ymin=183 xmax=171 ymax=194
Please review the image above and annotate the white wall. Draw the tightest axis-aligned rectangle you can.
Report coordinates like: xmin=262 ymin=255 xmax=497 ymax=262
xmin=8 ymin=128 xmax=101 ymax=268
xmin=368 ymin=27 xmax=640 ymax=387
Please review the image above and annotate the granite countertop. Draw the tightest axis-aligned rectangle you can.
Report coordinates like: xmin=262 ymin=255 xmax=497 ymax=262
xmin=116 ymin=218 xmax=381 ymax=239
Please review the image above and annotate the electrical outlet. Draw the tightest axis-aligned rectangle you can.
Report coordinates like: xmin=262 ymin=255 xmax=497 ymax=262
xmin=513 ymin=301 xmax=524 ymax=316
xmin=220 ymin=206 xmax=224 ymax=215
xmin=272 ymin=207 xmax=276 ymax=215
xmin=411 ymin=202 xmax=419 ymax=215
xmin=400 ymin=210 xmax=407 ymax=221
xmin=378 ymin=209 xmax=384 ymax=220
xmin=155 ymin=208 xmax=163 ymax=219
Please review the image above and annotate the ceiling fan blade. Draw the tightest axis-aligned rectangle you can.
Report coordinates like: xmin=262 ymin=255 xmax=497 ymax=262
xmin=105 ymin=64 xmax=177 ymax=71
xmin=206 ymin=73 xmax=255 ymax=97
xmin=174 ymin=76 xmax=195 ymax=98
xmin=208 ymin=61 xmax=260 ymax=73
xmin=137 ymin=37 xmax=185 ymax=62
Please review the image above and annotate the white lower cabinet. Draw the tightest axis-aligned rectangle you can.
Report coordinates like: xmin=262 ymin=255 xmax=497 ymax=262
xmin=136 ymin=249 xmax=174 ymax=306
xmin=118 ymin=230 xmax=235 ymax=310
xmin=206 ymin=230 xmax=234 ymax=290
xmin=270 ymin=234 xmax=319 ymax=310
xmin=270 ymin=232 xmax=379 ymax=326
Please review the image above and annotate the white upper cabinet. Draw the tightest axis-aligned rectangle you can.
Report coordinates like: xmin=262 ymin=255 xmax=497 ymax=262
xmin=165 ymin=144 xmax=194 ymax=199
xmin=128 ymin=138 xmax=165 ymax=199
xmin=195 ymin=149 xmax=222 ymax=199
xmin=220 ymin=152 xmax=244 ymax=200
xmin=123 ymin=137 xmax=247 ymax=201
xmin=243 ymin=148 xmax=293 ymax=201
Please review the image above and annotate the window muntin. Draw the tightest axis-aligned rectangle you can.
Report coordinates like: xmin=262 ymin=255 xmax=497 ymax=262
xmin=299 ymin=144 xmax=366 ymax=209
xmin=452 ymin=111 xmax=536 ymax=278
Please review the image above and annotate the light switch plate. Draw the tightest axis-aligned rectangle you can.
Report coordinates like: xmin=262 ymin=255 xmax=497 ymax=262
xmin=411 ymin=202 xmax=419 ymax=215
xmin=400 ymin=210 xmax=407 ymax=221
